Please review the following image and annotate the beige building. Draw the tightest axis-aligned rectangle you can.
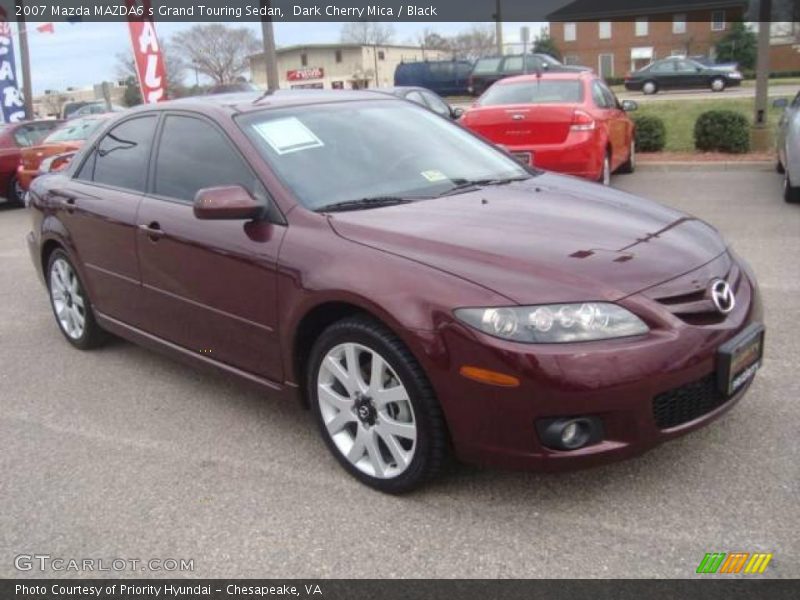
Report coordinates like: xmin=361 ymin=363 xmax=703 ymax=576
xmin=249 ymin=43 xmax=449 ymax=90
xmin=34 ymin=82 xmax=126 ymax=118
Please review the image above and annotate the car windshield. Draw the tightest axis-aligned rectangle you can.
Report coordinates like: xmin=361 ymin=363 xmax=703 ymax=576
xmin=44 ymin=117 xmax=104 ymax=143
xmin=473 ymin=58 xmax=502 ymax=74
xmin=478 ymin=80 xmax=584 ymax=106
xmin=239 ymin=100 xmax=529 ymax=211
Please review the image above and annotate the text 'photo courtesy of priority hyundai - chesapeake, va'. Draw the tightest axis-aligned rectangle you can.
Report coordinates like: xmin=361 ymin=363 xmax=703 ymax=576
xmin=0 ymin=0 xmax=798 ymax=597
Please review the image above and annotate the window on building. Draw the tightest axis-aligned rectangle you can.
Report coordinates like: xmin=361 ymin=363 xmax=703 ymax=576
xmin=564 ymin=22 xmax=576 ymax=42
xmin=598 ymin=21 xmax=612 ymax=39
xmin=673 ymin=14 xmax=687 ymax=34
xmin=301 ymin=53 xmax=308 ymax=66
xmin=711 ymin=11 xmax=726 ymax=31
xmin=377 ymin=50 xmax=385 ymax=60
xmin=635 ymin=17 xmax=648 ymax=37
xmin=335 ymin=50 xmax=342 ymax=63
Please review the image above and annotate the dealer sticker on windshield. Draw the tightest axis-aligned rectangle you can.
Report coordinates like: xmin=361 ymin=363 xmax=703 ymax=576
xmin=253 ymin=117 xmax=324 ymax=155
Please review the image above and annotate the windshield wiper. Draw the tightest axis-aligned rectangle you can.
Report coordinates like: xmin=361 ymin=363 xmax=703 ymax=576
xmin=315 ymin=196 xmax=416 ymax=213
xmin=438 ymin=176 xmax=531 ymax=197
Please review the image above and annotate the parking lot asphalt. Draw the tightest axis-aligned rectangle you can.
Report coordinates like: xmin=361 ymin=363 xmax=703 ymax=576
xmin=1 ymin=169 xmax=798 ymax=579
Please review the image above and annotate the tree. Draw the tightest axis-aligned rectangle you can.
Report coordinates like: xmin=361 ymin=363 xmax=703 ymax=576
xmin=41 ymin=92 xmax=68 ymax=117
xmin=172 ymin=24 xmax=259 ymax=85
xmin=417 ymin=28 xmax=451 ymax=52
xmin=715 ymin=22 xmax=757 ymax=70
xmin=533 ymin=31 xmax=561 ymax=61
xmin=340 ymin=22 xmax=395 ymax=45
xmin=449 ymin=24 xmax=496 ymax=61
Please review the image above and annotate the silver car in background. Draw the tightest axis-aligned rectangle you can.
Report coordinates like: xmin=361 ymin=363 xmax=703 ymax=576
xmin=775 ymin=93 xmax=800 ymax=203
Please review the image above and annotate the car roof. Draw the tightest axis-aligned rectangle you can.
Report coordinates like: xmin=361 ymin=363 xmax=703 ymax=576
xmin=496 ymin=71 xmax=594 ymax=85
xmin=121 ymin=90 xmax=400 ymax=119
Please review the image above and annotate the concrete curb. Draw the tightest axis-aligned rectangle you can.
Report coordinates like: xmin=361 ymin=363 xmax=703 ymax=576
xmin=636 ymin=161 xmax=774 ymax=172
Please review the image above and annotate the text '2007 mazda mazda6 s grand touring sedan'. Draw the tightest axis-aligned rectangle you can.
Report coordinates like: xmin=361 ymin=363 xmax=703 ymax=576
xmin=26 ymin=91 xmax=764 ymax=493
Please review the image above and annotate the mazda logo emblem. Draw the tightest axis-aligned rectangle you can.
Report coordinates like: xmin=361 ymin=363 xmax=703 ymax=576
xmin=709 ymin=279 xmax=735 ymax=314
xmin=358 ymin=406 xmax=369 ymax=418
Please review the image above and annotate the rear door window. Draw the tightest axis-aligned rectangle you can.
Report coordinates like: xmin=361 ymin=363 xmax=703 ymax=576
xmin=472 ymin=58 xmax=502 ymax=75
xmin=92 ymin=115 xmax=158 ymax=192
xmin=501 ymin=56 xmax=523 ymax=73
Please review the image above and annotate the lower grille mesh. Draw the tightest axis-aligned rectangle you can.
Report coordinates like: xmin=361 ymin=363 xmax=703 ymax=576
xmin=652 ymin=374 xmax=728 ymax=429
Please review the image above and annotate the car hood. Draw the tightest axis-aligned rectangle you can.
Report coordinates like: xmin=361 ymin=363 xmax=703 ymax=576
xmin=327 ymin=173 xmax=727 ymax=304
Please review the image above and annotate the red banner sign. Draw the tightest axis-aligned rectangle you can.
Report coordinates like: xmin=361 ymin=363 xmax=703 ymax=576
xmin=287 ymin=68 xmax=324 ymax=81
xmin=125 ymin=0 xmax=167 ymax=103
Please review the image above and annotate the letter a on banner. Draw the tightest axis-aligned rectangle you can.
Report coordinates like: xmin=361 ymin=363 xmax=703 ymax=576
xmin=125 ymin=0 xmax=167 ymax=103
xmin=0 ymin=8 xmax=26 ymax=123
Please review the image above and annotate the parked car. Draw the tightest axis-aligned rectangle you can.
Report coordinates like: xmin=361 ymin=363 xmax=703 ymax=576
xmin=468 ymin=53 xmax=590 ymax=96
xmin=624 ymin=57 xmax=743 ymax=94
xmin=774 ymin=93 xmax=800 ymax=203
xmin=0 ymin=119 xmax=62 ymax=206
xmin=373 ymin=86 xmax=463 ymax=120
xmin=394 ymin=60 xmax=473 ymax=96
xmin=27 ymin=91 xmax=763 ymax=493
xmin=18 ymin=114 xmax=110 ymax=191
xmin=207 ymin=82 xmax=260 ymax=94
xmin=69 ymin=102 xmax=126 ymax=118
xmin=460 ymin=71 xmax=637 ymax=184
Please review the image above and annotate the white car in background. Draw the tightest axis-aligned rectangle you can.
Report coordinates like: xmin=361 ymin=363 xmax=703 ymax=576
xmin=775 ymin=93 xmax=800 ymax=203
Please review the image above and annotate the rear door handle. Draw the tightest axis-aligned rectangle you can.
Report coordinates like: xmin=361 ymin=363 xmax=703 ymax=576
xmin=139 ymin=221 xmax=164 ymax=242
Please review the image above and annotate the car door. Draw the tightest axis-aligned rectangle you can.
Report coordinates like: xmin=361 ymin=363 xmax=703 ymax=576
xmin=650 ymin=60 xmax=678 ymax=89
xmin=591 ymin=81 xmax=622 ymax=160
xmin=136 ymin=112 xmax=286 ymax=382
xmin=55 ymin=114 xmax=157 ymax=326
xmin=674 ymin=60 xmax=704 ymax=88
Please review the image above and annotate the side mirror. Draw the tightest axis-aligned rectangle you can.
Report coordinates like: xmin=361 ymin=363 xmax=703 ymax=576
xmin=193 ymin=185 xmax=264 ymax=220
xmin=773 ymin=98 xmax=789 ymax=109
xmin=451 ymin=106 xmax=464 ymax=119
xmin=621 ymin=99 xmax=638 ymax=112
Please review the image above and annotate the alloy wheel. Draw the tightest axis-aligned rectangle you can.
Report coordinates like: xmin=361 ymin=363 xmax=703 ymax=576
xmin=642 ymin=82 xmax=656 ymax=95
xmin=711 ymin=78 xmax=725 ymax=92
xmin=49 ymin=258 xmax=86 ymax=340
xmin=317 ymin=342 xmax=417 ymax=479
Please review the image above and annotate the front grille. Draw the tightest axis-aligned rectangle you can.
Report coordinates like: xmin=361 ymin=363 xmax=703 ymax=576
xmin=652 ymin=373 xmax=728 ymax=429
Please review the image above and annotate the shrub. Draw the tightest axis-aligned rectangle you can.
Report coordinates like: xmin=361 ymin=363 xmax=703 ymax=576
xmin=632 ymin=115 xmax=666 ymax=152
xmin=694 ymin=110 xmax=750 ymax=153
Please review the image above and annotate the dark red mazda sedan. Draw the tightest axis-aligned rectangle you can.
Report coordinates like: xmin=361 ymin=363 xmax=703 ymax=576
xmin=26 ymin=91 xmax=764 ymax=493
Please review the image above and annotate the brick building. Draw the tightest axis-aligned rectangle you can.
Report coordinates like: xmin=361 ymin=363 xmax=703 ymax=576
xmin=547 ymin=0 xmax=748 ymax=78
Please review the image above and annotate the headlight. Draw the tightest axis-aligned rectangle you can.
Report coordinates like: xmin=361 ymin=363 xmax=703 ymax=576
xmin=454 ymin=303 xmax=649 ymax=343
xmin=728 ymin=71 xmax=743 ymax=79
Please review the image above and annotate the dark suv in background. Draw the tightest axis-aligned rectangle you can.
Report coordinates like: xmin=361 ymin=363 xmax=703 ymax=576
xmin=394 ymin=60 xmax=473 ymax=96
xmin=468 ymin=54 xmax=589 ymax=96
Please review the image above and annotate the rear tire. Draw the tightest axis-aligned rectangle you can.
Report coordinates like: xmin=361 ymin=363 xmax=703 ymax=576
xmin=618 ymin=139 xmax=636 ymax=174
xmin=642 ymin=81 xmax=658 ymax=95
xmin=6 ymin=175 xmax=25 ymax=207
xmin=46 ymin=249 xmax=107 ymax=349
xmin=307 ymin=315 xmax=448 ymax=493
xmin=784 ymin=170 xmax=800 ymax=203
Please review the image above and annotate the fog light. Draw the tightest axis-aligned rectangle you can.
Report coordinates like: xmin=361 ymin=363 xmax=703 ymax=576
xmin=536 ymin=416 xmax=603 ymax=451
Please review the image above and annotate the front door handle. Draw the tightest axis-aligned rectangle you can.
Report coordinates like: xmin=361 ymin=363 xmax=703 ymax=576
xmin=139 ymin=221 xmax=164 ymax=242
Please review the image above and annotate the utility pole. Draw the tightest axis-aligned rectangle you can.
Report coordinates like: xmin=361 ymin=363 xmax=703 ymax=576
xmin=259 ymin=0 xmax=279 ymax=91
xmin=751 ymin=0 xmax=772 ymax=150
xmin=494 ymin=0 xmax=504 ymax=55
xmin=16 ymin=1 xmax=34 ymax=119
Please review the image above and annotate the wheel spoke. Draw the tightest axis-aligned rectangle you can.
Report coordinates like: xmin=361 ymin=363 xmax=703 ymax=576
xmin=346 ymin=428 xmax=367 ymax=463
xmin=345 ymin=345 xmax=368 ymax=393
xmin=377 ymin=429 xmax=410 ymax=469
xmin=72 ymin=294 xmax=84 ymax=309
xmin=71 ymin=306 xmax=85 ymax=328
xmin=325 ymin=409 xmax=354 ymax=436
xmin=364 ymin=431 xmax=386 ymax=478
xmin=318 ymin=383 xmax=352 ymax=412
xmin=377 ymin=416 xmax=417 ymax=441
xmin=323 ymin=355 xmax=354 ymax=394
xmin=373 ymin=384 xmax=409 ymax=407
xmin=369 ymin=352 xmax=386 ymax=394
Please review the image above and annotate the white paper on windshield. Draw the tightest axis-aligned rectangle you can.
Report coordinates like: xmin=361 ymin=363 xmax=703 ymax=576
xmin=253 ymin=117 xmax=324 ymax=154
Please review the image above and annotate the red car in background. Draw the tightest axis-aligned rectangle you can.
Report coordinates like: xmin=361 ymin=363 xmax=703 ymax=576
xmin=0 ymin=120 xmax=62 ymax=206
xmin=18 ymin=115 xmax=110 ymax=192
xmin=460 ymin=72 xmax=638 ymax=185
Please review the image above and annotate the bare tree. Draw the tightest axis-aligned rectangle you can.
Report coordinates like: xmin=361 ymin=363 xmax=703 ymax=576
xmin=417 ymin=28 xmax=451 ymax=52
xmin=449 ymin=24 xmax=497 ymax=62
xmin=340 ymin=22 xmax=395 ymax=45
xmin=41 ymin=93 xmax=67 ymax=117
xmin=172 ymin=24 xmax=259 ymax=85
xmin=115 ymin=44 xmax=187 ymax=98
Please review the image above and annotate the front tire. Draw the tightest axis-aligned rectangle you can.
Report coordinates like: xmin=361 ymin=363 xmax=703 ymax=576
xmin=710 ymin=77 xmax=726 ymax=92
xmin=307 ymin=316 xmax=447 ymax=493
xmin=6 ymin=175 xmax=25 ymax=207
xmin=598 ymin=151 xmax=612 ymax=186
xmin=46 ymin=249 xmax=106 ymax=349
xmin=618 ymin=139 xmax=636 ymax=174
xmin=784 ymin=170 xmax=800 ymax=203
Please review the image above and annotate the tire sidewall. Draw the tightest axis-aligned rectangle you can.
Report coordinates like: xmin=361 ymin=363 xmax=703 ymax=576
xmin=46 ymin=249 xmax=99 ymax=349
xmin=307 ymin=319 xmax=439 ymax=493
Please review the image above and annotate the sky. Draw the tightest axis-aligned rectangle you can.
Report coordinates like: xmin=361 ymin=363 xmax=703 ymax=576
xmin=18 ymin=21 xmax=546 ymax=95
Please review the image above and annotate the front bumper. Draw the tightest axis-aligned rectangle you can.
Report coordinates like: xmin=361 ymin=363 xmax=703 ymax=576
xmin=421 ymin=264 xmax=762 ymax=471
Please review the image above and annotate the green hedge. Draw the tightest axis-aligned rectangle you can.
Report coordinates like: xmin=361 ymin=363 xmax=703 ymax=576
xmin=632 ymin=115 xmax=666 ymax=152
xmin=694 ymin=110 xmax=750 ymax=153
